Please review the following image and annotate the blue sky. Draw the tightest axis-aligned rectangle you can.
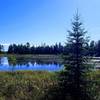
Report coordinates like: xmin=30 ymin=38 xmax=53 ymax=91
xmin=0 ymin=0 xmax=100 ymax=49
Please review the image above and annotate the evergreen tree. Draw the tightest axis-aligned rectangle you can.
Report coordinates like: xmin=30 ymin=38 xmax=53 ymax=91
xmin=89 ymin=41 xmax=96 ymax=56
xmin=58 ymin=13 xmax=92 ymax=100
xmin=95 ymin=40 xmax=100 ymax=56
xmin=0 ymin=44 xmax=4 ymax=53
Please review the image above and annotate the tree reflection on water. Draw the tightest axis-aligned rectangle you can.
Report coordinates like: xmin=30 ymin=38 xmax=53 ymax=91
xmin=0 ymin=56 xmax=63 ymax=71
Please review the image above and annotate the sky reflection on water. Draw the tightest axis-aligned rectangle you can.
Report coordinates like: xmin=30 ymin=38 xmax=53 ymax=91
xmin=0 ymin=57 xmax=63 ymax=71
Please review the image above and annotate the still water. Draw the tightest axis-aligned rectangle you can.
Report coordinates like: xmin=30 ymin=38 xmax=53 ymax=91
xmin=0 ymin=57 xmax=63 ymax=71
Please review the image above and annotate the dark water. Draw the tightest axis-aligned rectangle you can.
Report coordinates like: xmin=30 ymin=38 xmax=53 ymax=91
xmin=0 ymin=57 xmax=63 ymax=71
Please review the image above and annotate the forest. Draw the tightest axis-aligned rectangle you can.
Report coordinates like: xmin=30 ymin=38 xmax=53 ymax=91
xmin=0 ymin=40 xmax=100 ymax=56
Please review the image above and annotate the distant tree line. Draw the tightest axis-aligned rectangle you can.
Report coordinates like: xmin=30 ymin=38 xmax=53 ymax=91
xmin=7 ymin=42 xmax=64 ymax=54
xmin=5 ymin=40 xmax=100 ymax=56
xmin=83 ymin=40 xmax=100 ymax=57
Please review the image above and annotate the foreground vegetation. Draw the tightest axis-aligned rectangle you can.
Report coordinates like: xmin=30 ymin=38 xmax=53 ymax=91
xmin=0 ymin=70 xmax=99 ymax=100
xmin=0 ymin=71 xmax=58 ymax=100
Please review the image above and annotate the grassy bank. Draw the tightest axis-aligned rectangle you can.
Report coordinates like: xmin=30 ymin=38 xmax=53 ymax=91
xmin=0 ymin=71 xmax=100 ymax=100
xmin=0 ymin=53 xmax=62 ymax=58
xmin=0 ymin=54 xmax=63 ymax=64
xmin=0 ymin=71 xmax=58 ymax=100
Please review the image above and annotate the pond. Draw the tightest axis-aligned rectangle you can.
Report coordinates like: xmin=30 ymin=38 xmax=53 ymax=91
xmin=0 ymin=57 xmax=63 ymax=71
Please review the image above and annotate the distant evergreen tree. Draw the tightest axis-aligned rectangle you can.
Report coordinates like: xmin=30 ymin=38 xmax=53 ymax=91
xmin=84 ymin=42 xmax=90 ymax=56
xmin=58 ymin=13 xmax=92 ymax=100
xmin=95 ymin=40 xmax=100 ymax=57
xmin=0 ymin=44 xmax=4 ymax=53
xmin=89 ymin=41 xmax=96 ymax=56
xmin=8 ymin=44 xmax=14 ymax=53
xmin=25 ymin=42 xmax=31 ymax=54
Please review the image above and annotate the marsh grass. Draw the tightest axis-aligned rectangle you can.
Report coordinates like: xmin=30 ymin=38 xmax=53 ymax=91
xmin=0 ymin=71 xmax=58 ymax=100
xmin=0 ymin=70 xmax=100 ymax=100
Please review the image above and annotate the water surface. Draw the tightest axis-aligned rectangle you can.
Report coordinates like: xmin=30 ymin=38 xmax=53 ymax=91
xmin=0 ymin=57 xmax=63 ymax=71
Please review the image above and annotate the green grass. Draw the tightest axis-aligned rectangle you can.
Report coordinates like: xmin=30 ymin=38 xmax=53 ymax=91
xmin=0 ymin=71 xmax=58 ymax=100
xmin=0 ymin=70 xmax=100 ymax=100
xmin=0 ymin=53 xmax=62 ymax=58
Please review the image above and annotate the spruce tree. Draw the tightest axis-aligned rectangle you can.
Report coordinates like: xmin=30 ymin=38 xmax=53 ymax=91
xmin=58 ymin=13 xmax=92 ymax=100
xmin=89 ymin=41 xmax=96 ymax=56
